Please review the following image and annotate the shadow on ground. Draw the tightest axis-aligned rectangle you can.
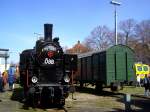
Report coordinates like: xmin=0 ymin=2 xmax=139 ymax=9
xmin=11 ymin=87 xmax=24 ymax=102
xmin=10 ymin=87 xmax=32 ymax=110
xmin=10 ymin=87 xmax=67 ymax=111
xmin=75 ymin=86 xmax=123 ymax=97
xmin=10 ymin=85 xmax=150 ymax=112
xmin=75 ymin=86 xmax=150 ymax=112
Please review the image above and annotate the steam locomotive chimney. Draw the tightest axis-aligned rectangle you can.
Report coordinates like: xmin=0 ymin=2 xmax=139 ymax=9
xmin=44 ymin=24 xmax=53 ymax=41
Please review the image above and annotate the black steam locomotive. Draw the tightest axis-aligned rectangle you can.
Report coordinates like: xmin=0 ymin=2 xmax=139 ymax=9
xmin=19 ymin=24 xmax=77 ymax=106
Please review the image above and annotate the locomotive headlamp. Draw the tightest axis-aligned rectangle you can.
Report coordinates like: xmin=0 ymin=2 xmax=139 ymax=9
xmin=31 ymin=76 xmax=38 ymax=83
xmin=64 ymin=74 xmax=70 ymax=83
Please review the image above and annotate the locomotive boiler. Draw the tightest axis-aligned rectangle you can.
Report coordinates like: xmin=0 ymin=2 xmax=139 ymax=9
xmin=19 ymin=24 xmax=77 ymax=106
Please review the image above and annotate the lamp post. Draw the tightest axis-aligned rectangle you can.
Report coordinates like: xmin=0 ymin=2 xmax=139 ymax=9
xmin=110 ymin=0 xmax=121 ymax=45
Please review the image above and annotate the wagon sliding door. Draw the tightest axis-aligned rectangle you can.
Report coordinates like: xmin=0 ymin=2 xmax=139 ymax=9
xmin=115 ymin=52 xmax=126 ymax=81
xmin=106 ymin=53 xmax=115 ymax=85
xmin=126 ymin=53 xmax=135 ymax=82
xmin=87 ymin=57 xmax=92 ymax=81
xmin=82 ymin=58 xmax=87 ymax=82
xmin=93 ymin=54 xmax=99 ymax=81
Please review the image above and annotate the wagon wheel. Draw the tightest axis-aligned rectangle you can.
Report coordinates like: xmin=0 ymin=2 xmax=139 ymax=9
xmin=110 ymin=82 xmax=123 ymax=91
xmin=80 ymin=81 xmax=84 ymax=88
xmin=95 ymin=82 xmax=103 ymax=93
xmin=110 ymin=82 xmax=118 ymax=91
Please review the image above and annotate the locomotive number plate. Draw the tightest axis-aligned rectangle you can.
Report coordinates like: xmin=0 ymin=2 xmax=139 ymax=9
xmin=44 ymin=58 xmax=55 ymax=64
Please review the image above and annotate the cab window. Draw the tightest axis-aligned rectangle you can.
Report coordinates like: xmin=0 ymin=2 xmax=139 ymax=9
xmin=137 ymin=66 xmax=142 ymax=71
xmin=143 ymin=66 xmax=148 ymax=71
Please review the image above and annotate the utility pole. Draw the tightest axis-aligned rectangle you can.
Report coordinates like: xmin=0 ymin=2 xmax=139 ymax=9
xmin=110 ymin=0 xmax=121 ymax=45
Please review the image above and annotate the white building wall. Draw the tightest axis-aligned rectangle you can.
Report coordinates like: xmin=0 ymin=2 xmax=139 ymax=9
xmin=0 ymin=64 xmax=10 ymax=73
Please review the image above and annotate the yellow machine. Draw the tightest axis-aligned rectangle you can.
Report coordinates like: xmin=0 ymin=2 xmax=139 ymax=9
xmin=134 ymin=63 xmax=150 ymax=79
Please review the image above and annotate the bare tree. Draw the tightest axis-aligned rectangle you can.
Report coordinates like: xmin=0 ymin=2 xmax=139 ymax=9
xmin=135 ymin=20 xmax=150 ymax=44
xmin=119 ymin=19 xmax=137 ymax=45
xmin=108 ymin=31 xmax=126 ymax=45
xmin=134 ymin=43 xmax=150 ymax=64
xmin=134 ymin=20 xmax=150 ymax=63
xmin=83 ymin=38 xmax=94 ymax=51
xmin=84 ymin=25 xmax=112 ymax=51
xmin=82 ymin=19 xmax=150 ymax=63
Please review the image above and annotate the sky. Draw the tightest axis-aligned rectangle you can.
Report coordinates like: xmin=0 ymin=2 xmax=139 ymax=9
xmin=0 ymin=0 xmax=149 ymax=63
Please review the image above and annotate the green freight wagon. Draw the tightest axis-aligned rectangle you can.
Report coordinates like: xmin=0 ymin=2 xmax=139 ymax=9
xmin=77 ymin=52 xmax=93 ymax=87
xmin=76 ymin=45 xmax=135 ymax=91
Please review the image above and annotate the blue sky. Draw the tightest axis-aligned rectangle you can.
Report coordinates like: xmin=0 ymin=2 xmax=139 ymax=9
xmin=0 ymin=0 xmax=149 ymax=63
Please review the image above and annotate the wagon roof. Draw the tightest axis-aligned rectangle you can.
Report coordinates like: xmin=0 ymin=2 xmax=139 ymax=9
xmin=78 ymin=50 xmax=102 ymax=58
xmin=78 ymin=44 xmax=134 ymax=58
